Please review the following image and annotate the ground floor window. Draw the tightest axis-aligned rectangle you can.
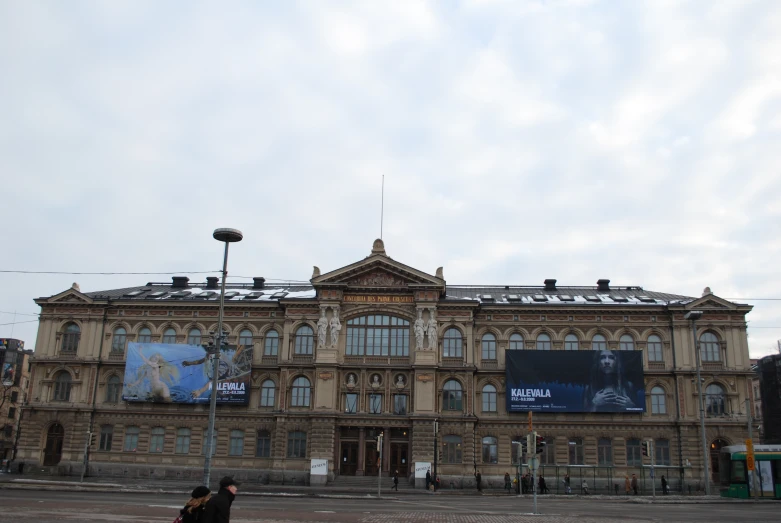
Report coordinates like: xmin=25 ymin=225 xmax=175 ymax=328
xmin=443 ymin=435 xmax=462 ymax=464
xmin=288 ymin=431 xmax=307 ymax=458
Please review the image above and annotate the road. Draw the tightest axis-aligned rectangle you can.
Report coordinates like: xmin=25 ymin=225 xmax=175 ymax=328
xmin=0 ymin=490 xmax=777 ymax=522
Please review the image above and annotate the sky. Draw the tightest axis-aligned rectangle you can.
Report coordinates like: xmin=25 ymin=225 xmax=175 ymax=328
xmin=1 ymin=0 xmax=780 ymax=358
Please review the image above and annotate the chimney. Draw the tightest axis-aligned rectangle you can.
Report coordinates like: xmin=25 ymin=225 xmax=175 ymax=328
xmin=544 ymin=279 xmax=557 ymax=291
xmin=171 ymin=276 xmax=190 ymax=288
xmin=597 ymin=279 xmax=610 ymax=292
xmin=253 ymin=277 xmax=266 ymax=289
xmin=206 ymin=277 xmax=219 ymax=289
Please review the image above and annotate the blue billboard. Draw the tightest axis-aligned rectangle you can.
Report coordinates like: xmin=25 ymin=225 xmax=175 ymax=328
xmin=506 ymin=350 xmax=645 ymax=413
xmin=122 ymin=342 xmax=252 ymax=405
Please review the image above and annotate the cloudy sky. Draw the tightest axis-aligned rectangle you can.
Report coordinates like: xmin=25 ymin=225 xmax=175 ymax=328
xmin=1 ymin=0 xmax=780 ymax=358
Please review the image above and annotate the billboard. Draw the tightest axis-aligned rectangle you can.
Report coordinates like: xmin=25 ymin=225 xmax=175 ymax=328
xmin=506 ymin=350 xmax=645 ymax=413
xmin=2 ymin=363 xmax=16 ymax=386
xmin=122 ymin=342 xmax=252 ymax=404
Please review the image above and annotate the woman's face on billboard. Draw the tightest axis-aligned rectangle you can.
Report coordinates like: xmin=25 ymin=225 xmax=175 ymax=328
xmin=599 ymin=350 xmax=616 ymax=374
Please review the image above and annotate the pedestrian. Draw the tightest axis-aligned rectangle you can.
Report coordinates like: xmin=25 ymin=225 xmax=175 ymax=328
xmin=475 ymin=470 xmax=482 ymax=492
xmin=426 ymin=469 xmax=431 ymax=491
xmin=564 ymin=473 xmax=571 ymax=494
xmin=393 ymin=470 xmax=399 ymax=491
xmin=504 ymin=472 xmax=512 ymax=494
xmin=624 ymin=474 xmax=631 ymax=495
xmin=581 ymin=479 xmax=589 ymax=495
xmin=661 ymin=475 xmax=668 ymax=495
xmin=538 ymin=475 xmax=547 ymax=494
xmin=179 ymin=485 xmax=211 ymax=523
xmin=204 ymin=476 xmax=240 ymax=523
xmin=631 ymin=473 xmax=638 ymax=495
xmin=435 ymin=475 xmax=441 ymax=491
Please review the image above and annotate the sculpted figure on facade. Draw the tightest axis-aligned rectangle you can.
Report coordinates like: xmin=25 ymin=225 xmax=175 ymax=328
xmin=426 ymin=310 xmax=438 ymax=350
xmin=329 ymin=307 xmax=341 ymax=347
xmin=414 ymin=309 xmax=425 ymax=350
xmin=317 ymin=307 xmax=328 ymax=347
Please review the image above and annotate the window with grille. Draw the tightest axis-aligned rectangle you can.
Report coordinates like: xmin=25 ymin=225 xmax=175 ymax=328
xmin=99 ymin=425 xmax=113 ymax=451
xmin=264 ymin=330 xmax=279 ymax=356
xmin=287 ymin=431 xmax=306 ymax=458
xmin=260 ymin=380 xmax=276 ymax=407
xmin=482 ymin=384 xmax=497 ymax=412
xmin=345 ymin=315 xmax=410 ymax=356
xmin=443 ymin=435 xmax=462 ymax=464
xmin=647 ymin=335 xmax=663 ymax=361
xmin=443 ymin=328 xmax=463 ymax=358
xmin=256 ymin=430 xmax=271 ymax=457
xmin=175 ymin=428 xmax=191 ymax=454
xmin=481 ymin=333 xmax=496 ymax=360
xmin=294 ymin=326 xmax=314 ymax=355
xmin=291 ymin=377 xmax=311 ymax=407
xmin=229 ymin=430 xmax=245 ymax=456
xmin=443 ymin=380 xmax=462 ymax=411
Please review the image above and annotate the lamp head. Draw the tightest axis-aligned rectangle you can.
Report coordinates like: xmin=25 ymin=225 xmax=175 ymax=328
xmin=684 ymin=310 xmax=703 ymax=321
xmin=213 ymin=228 xmax=243 ymax=243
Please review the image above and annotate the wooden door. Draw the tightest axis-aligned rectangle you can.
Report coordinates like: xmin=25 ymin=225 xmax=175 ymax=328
xmin=390 ymin=443 xmax=409 ymax=477
xmin=339 ymin=442 xmax=358 ymax=475
xmin=365 ymin=444 xmax=380 ymax=476
xmin=43 ymin=423 xmax=64 ymax=466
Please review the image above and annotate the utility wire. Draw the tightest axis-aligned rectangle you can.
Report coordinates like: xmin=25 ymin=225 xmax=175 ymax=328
xmin=0 ymin=270 xmax=218 ymax=275
xmin=0 ymin=311 xmax=39 ymax=317
xmin=0 ymin=319 xmax=39 ymax=327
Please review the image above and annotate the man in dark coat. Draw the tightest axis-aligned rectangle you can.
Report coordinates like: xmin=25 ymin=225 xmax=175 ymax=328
xmin=475 ymin=470 xmax=482 ymax=492
xmin=425 ymin=469 xmax=431 ymax=490
xmin=204 ymin=476 xmax=240 ymax=523
xmin=393 ymin=470 xmax=399 ymax=491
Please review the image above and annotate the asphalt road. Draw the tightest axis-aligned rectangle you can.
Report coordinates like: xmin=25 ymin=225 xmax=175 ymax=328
xmin=0 ymin=490 xmax=777 ymax=522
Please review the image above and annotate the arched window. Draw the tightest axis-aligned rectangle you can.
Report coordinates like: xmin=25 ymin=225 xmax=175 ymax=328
xmin=509 ymin=333 xmax=524 ymax=350
xmin=619 ymin=334 xmax=634 ymax=351
xmin=592 ymin=333 xmax=607 ymax=351
xmin=162 ymin=328 xmax=177 ymax=344
xmin=569 ymin=437 xmax=584 ymax=465
xmin=149 ymin=427 xmax=165 ymax=453
xmin=291 ymin=377 xmax=311 ymax=407
xmin=256 ymin=430 xmax=271 ymax=457
xmin=260 ymin=380 xmax=276 ymax=407
xmin=99 ymin=425 xmax=114 ymax=451
xmin=106 ymin=375 xmax=121 ymax=403
xmin=239 ymin=329 xmax=253 ymax=347
xmin=187 ymin=328 xmax=202 ymax=346
xmin=61 ymin=323 xmax=80 ymax=352
xmin=700 ymin=332 xmax=721 ymax=362
xmin=112 ymin=327 xmax=127 ymax=352
xmin=43 ymin=423 xmax=65 ymax=465
xmin=443 ymin=328 xmax=463 ymax=358
xmin=294 ymin=325 xmax=314 ymax=355
xmin=481 ymin=333 xmax=496 ymax=360
xmin=442 ymin=380 xmax=462 ymax=411
xmin=536 ymin=333 xmax=551 ymax=351
xmin=482 ymin=384 xmax=497 ymax=412
xmin=482 ymin=436 xmax=498 ymax=464
xmin=345 ymin=315 xmax=410 ymax=356
xmin=443 ymin=435 xmax=462 ymax=463
xmin=53 ymin=371 xmax=71 ymax=401
xmin=264 ymin=330 xmax=279 ymax=356
xmin=564 ymin=334 xmax=579 ymax=351
xmin=137 ymin=327 xmax=152 ymax=344
xmin=651 ymin=386 xmax=666 ymax=414
xmin=705 ymin=384 xmax=726 ymax=416
xmin=647 ymin=335 xmax=663 ymax=362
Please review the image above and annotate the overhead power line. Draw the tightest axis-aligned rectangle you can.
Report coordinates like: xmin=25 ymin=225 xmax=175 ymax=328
xmin=0 ymin=311 xmax=39 ymax=317
xmin=0 ymin=319 xmax=39 ymax=327
xmin=0 ymin=270 xmax=219 ymax=275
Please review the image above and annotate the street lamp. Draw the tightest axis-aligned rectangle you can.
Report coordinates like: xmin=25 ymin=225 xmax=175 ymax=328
xmin=684 ymin=309 xmax=710 ymax=495
xmin=203 ymin=227 xmax=243 ymax=487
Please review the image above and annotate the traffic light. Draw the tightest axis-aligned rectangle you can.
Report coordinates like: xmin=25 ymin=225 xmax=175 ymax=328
xmin=535 ymin=432 xmax=546 ymax=455
xmin=89 ymin=431 xmax=97 ymax=447
xmin=642 ymin=441 xmax=650 ymax=457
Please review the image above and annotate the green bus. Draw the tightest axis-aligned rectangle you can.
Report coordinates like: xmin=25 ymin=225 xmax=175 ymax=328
xmin=719 ymin=444 xmax=781 ymax=499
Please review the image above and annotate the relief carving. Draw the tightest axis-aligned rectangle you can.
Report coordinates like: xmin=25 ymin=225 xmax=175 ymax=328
xmin=349 ymin=271 xmax=406 ymax=287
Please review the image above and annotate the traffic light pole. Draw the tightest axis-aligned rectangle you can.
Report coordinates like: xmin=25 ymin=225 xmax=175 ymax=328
xmin=378 ymin=432 xmax=383 ymax=498
xmin=651 ymin=443 xmax=656 ymax=499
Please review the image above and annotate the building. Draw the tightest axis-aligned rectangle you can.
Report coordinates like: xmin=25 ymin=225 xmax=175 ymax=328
xmin=749 ymin=359 xmax=763 ymax=442
xmin=17 ymin=240 xmax=755 ymax=489
xmin=756 ymin=354 xmax=781 ymax=445
xmin=0 ymin=338 xmax=32 ymax=463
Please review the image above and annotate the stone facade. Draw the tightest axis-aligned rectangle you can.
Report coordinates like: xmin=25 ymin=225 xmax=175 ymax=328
xmin=0 ymin=338 xmax=31 ymax=463
xmin=16 ymin=240 xmax=755 ymax=490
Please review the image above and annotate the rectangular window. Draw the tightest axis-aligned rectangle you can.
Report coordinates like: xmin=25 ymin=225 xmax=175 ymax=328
xmin=626 ymin=439 xmax=642 ymax=466
xmin=202 ymin=430 xmax=217 ymax=456
xmin=655 ymin=439 xmax=671 ymax=466
xmin=482 ymin=438 xmax=498 ymax=464
xmin=123 ymin=427 xmax=140 ymax=452
xmin=287 ymin=431 xmax=306 ymax=458
xmin=149 ymin=427 xmax=165 ymax=453
xmin=482 ymin=389 xmax=497 ymax=412
xmin=256 ymin=432 xmax=271 ymax=457
xmin=99 ymin=426 xmax=113 ymax=451
xmin=598 ymin=438 xmax=613 ymax=465
xmin=369 ymin=394 xmax=382 ymax=414
xmin=7 ymin=407 xmax=15 ymax=418
xmin=229 ymin=430 xmax=245 ymax=456
xmin=175 ymin=428 xmax=191 ymax=454
xmin=345 ymin=393 xmax=358 ymax=413
xmin=10 ymin=391 xmax=18 ymax=403
xmin=393 ymin=394 xmax=407 ymax=415
xmin=346 ymin=326 xmax=366 ymax=356
xmin=569 ymin=438 xmax=584 ymax=465
xmin=443 ymin=435 xmax=462 ymax=464
xmin=648 ymin=340 xmax=663 ymax=362
xmin=541 ymin=438 xmax=555 ymax=465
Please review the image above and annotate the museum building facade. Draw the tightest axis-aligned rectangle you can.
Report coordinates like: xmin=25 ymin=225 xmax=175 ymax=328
xmin=17 ymin=240 xmax=756 ymax=488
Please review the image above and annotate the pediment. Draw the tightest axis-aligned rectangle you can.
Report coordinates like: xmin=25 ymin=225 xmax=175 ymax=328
xmin=45 ymin=288 xmax=94 ymax=305
xmin=686 ymin=294 xmax=737 ymax=311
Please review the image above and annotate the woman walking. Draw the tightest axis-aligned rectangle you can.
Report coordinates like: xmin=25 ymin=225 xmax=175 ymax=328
xmin=179 ymin=486 xmax=211 ymax=523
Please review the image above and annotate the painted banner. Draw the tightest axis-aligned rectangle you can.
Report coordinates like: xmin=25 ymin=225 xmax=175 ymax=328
xmin=505 ymin=350 xmax=645 ymax=413
xmin=122 ymin=342 xmax=252 ymax=404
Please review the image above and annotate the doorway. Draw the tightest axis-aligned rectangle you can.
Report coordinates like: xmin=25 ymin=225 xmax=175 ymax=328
xmin=390 ymin=443 xmax=409 ymax=477
xmin=365 ymin=443 xmax=380 ymax=476
xmin=43 ymin=423 xmax=64 ymax=466
xmin=340 ymin=442 xmax=358 ymax=475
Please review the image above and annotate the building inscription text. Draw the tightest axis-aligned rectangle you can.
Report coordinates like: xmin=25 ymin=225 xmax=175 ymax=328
xmin=344 ymin=295 xmax=414 ymax=303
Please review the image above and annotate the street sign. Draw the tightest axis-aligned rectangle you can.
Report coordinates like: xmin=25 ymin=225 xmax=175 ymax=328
xmin=746 ymin=439 xmax=755 ymax=471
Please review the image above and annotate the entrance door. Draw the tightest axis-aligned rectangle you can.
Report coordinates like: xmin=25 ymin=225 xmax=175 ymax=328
xmin=43 ymin=423 xmax=64 ymax=466
xmin=340 ymin=442 xmax=358 ymax=475
xmin=390 ymin=443 xmax=409 ymax=477
xmin=365 ymin=444 xmax=380 ymax=476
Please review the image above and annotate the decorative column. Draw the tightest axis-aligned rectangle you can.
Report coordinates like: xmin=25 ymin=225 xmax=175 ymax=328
xmin=357 ymin=427 xmax=366 ymax=476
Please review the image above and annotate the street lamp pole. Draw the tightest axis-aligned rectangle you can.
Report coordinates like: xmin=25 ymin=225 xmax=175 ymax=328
xmin=203 ymin=228 xmax=243 ymax=487
xmin=685 ymin=310 xmax=710 ymax=495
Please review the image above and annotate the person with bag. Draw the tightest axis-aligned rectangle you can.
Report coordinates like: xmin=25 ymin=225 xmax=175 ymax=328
xmin=176 ymin=486 xmax=211 ymax=523
xmin=204 ymin=476 xmax=240 ymax=523
xmin=392 ymin=470 xmax=399 ymax=491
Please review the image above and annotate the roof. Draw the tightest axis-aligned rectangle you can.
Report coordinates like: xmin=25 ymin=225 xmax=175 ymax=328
xmin=83 ymin=282 xmax=316 ymax=303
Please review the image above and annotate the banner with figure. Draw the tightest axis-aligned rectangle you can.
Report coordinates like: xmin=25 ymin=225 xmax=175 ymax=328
xmin=506 ymin=350 xmax=645 ymax=413
xmin=122 ymin=342 xmax=252 ymax=404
